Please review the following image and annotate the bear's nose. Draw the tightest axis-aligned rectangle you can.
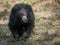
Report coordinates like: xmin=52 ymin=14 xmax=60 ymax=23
xmin=22 ymin=16 xmax=28 ymax=23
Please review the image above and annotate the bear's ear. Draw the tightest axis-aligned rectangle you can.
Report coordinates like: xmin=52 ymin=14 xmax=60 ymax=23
xmin=26 ymin=5 xmax=34 ymax=15
xmin=11 ymin=7 xmax=18 ymax=14
xmin=11 ymin=7 xmax=17 ymax=14
xmin=11 ymin=4 xmax=21 ymax=14
xmin=25 ymin=5 xmax=33 ymax=12
xmin=26 ymin=5 xmax=34 ymax=16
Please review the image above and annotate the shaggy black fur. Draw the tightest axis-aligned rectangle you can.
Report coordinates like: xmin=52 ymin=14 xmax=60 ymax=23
xmin=8 ymin=3 xmax=35 ymax=39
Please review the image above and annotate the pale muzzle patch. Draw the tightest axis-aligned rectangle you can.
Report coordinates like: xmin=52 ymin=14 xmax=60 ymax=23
xmin=22 ymin=15 xmax=28 ymax=23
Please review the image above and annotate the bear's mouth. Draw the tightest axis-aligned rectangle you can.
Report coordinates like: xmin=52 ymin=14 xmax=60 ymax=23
xmin=22 ymin=19 xmax=28 ymax=23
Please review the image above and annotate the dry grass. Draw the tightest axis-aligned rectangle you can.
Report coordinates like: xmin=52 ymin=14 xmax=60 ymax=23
xmin=0 ymin=0 xmax=60 ymax=45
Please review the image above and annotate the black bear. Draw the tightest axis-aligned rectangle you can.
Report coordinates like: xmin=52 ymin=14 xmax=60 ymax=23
xmin=8 ymin=3 xmax=35 ymax=39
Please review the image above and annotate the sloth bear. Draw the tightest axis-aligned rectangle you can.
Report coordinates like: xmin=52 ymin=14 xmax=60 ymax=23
xmin=8 ymin=3 xmax=35 ymax=39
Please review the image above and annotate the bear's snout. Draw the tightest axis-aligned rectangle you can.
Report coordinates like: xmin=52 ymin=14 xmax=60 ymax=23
xmin=22 ymin=16 xmax=28 ymax=23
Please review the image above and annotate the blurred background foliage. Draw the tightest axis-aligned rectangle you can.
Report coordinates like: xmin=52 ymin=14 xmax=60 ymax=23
xmin=0 ymin=0 xmax=60 ymax=45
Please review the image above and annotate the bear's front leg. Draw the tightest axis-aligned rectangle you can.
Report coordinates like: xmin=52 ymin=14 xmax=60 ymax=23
xmin=23 ymin=25 xmax=33 ymax=39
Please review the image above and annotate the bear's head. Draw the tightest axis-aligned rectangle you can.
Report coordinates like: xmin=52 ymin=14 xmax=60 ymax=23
xmin=16 ymin=8 xmax=28 ymax=23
